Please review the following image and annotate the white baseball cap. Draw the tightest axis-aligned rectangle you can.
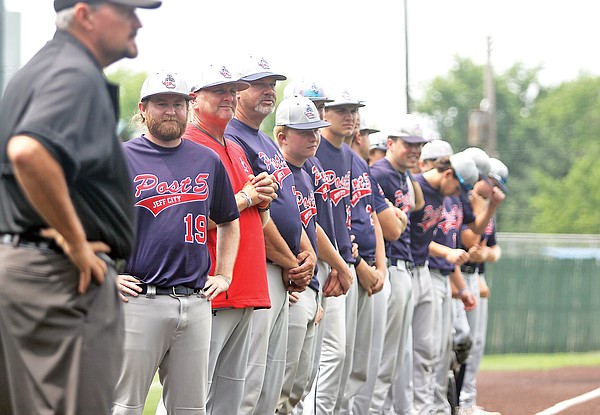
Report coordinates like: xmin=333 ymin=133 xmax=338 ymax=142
xmin=140 ymin=71 xmax=191 ymax=101
xmin=462 ymin=146 xmax=494 ymax=186
xmin=359 ymin=114 xmax=380 ymax=135
xmin=449 ymin=152 xmax=479 ymax=191
xmin=239 ymin=55 xmax=287 ymax=82
xmin=386 ymin=129 xmax=428 ymax=144
xmin=283 ymin=80 xmax=334 ymax=103
xmin=276 ymin=96 xmax=331 ymax=130
xmin=324 ymin=89 xmax=365 ymax=108
xmin=190 ymin=64 xmax=250 ymax=93
xmin=369 ymin=134 xmax=387 ymax=151
xmin=420 ymin=140 xmax=453 ymax=161
xmin=488 ymin=157 xmax=509 ymax=192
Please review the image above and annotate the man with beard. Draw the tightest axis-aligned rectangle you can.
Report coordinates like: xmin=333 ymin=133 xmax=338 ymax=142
xmin=112 ymin=71 xmax=240 ymax=415
xmin=0 ymin=1 xmax=161 ymax=414
xmin=226 ymin=55 xmax=317 ymax=415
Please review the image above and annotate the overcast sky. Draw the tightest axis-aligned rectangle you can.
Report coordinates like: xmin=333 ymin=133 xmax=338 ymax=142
xmin=5 ymin=0 xmax=600 ymax=133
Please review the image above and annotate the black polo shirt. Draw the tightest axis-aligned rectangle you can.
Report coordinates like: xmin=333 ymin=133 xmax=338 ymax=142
xmin=0 ymin=30 xmax=135 ymax=259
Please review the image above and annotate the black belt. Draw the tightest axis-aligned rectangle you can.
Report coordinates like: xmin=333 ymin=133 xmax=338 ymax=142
xmin=430 ymin=267 xmax=451 ymax=276
xmin=138 ymin=284 xmax=203 ymax=297
xmin=389 ymin=258 xmax=413 ymax=271
xmin=1 ymin=232 xmax=63 ymax=254
xmin=460 ymin=264 xmax=479 ymax=274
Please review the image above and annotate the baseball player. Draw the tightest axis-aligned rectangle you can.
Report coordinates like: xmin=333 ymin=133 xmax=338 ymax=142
xmin=274 ymin=96 xmax=332 ymax=414
xmin=295 ymin=88 xmax=356 ymax=415
xmin=0 ymin=1 xmax=160 ymax=414
xmin=419 ymin=141 xmax=477 ymax=415
xmin=345 ymin=112 xmax=406 ymax=415
xmin=112 ymin=71 xmax=240 ymax=414
xmin=456 ymin=158 xmax=508 ymax=415
xmin=309 ymin=89 xmax=364 ymax=414
xmin=225 ymin=55 xmax=317 ymax=415
xmin=183 ymin=64 xmax=277 ymax=414
xmin=369 ymin=130 xmax=428 ymax=414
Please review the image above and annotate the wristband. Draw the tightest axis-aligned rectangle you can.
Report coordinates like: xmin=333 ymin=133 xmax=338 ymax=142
xmin=354 ymin=255 xmax=363 ymax=267
xmin=457 ymin=288 xmax=466 ymax=297
xmin=257 ymin=202 xmax=271 ymax=212
xmin=239 ymin=191 xmax=252 ymax=208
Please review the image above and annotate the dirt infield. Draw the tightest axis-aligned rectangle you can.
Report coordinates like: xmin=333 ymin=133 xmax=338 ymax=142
xmin=476 ymin=366 xmax=600 ymax=415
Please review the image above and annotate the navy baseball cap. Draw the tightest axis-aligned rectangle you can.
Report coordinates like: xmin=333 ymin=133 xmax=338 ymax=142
xmin=54 ymin=0 xmax=162 ymax=12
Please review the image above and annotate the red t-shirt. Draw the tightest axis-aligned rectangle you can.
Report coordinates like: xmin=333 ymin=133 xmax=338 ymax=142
xmin=184 ymin=124 xmax=270 ymax=309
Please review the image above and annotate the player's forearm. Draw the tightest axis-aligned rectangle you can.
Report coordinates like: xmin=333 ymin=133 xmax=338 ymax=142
xmin=214 ymin=219 xmax=240 ymax=279
xmin=316 ymin=224 xmax=347 ymax=273
xmin=377 ymin=206 xmax=402 ymax=242
xmin=263 ymin=219 xmax=297 ymax=269
xmin=372 ymin=213 xmax=387 ymax=273
xmin=428 ymin=241 xmax=451 ymax=258
xmin=8 ymin=135 xmax=87 ymax=245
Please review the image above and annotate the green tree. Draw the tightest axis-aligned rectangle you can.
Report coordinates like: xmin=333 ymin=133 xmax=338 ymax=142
xmin=414 ymin=57 xmax=545 ymax=231
xmin=106 ymin=67 xmax=148 ymax=140
xmin=526 ymin=76 xmax=600 ymax=233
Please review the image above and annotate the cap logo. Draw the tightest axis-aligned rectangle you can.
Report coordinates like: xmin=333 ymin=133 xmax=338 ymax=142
xmin=304 ymin=105 xmax=317 ymax=121
xmin=219 ymin=66 xmax=233 ymax=79
xmin=257 ymin=57 xmax=271 ymax=70
xmin=341 ymin=90 xmax=352 ymax=100
xmin=162 ymin=74 xmax=176 ymax=90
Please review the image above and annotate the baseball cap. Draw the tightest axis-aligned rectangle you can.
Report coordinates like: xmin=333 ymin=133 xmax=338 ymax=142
xmin=359 ymin=114 xmax=380 ymax=135
xmin=54 ymin=0 xmax=161 ymax=12
xmin=239 ymin=55 xmax=287 ymax=82
xmin=420 ymin=139 xmax=453 ymax=161
xmin=190 ymin=64 xmax=250 ymax=93
xmin=324 ymin=89 xmax=365 ymax=108
xmin=488 ymin=157 xmax=509 ymax=192
xmin=276 ymin=96 xmax=331 ymax=130
xmin=139 ymin=71 xmax=190 ymax=101
xmin=449 ymin=152 xmax=479 ymax=191
xmin=283 ymin=80 xmax=334 ymax=104
xmin=387 ymin=129 xmax=428 ymax=144
xmin=369 ymin=134 xmax=387 ymax=151
xmin=462 ymin=146 xmax=494 ymax=186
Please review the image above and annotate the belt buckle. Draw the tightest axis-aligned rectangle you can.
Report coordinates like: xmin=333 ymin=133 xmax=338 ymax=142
xmin=171 ymin=286 xmax=188 ymax=297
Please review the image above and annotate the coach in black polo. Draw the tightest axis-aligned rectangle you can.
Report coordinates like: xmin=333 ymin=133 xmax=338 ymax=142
xmin=0 ymin=1 xmax=161 ymax=414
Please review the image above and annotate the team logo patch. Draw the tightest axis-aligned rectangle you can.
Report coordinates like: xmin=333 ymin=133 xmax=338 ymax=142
xmin=304 ymin=105 xmax=317 ymax=120
xmin=133 ymin=173 xmax=210 ymax=217
xmin=162 ymin=74 xmax=176 ymax=90
xmin=257 ymin=57 xmax=270 ymax=70
xmin=220 ymin=66 xmax=232 ymax=79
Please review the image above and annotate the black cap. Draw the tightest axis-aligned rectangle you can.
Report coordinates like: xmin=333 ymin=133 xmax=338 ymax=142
xmin=54 ymin=0 xmax=162 ymax=12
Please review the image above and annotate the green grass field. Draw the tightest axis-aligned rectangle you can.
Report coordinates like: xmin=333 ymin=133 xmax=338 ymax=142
xmin=141 ymin=352 xmax=600 ymax=414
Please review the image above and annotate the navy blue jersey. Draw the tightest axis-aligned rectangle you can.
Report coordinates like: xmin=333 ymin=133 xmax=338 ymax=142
xmin=410 ymin=173 xmax=445 ymax=266
xmin=370 ymin=158 xmax=413 ymax=263
xmin=290 ymin=164 xmax=319 ymax=291
xmin=123 ymin=136 xmax=239 ymax=288
xmin=429 ymin=195 xmax=464 ymax=272
xmin=461 ymin=217 xmax=497 ymax=274
xmin=226 ymin=118 xmax=302 ymax=256
xmin=349 ymin=151 xmax=386 ymax=261
xmin=303 ymin=156 xmax=337 ymax=248
xmin=315 ymin=138 xmax=354 ymax=264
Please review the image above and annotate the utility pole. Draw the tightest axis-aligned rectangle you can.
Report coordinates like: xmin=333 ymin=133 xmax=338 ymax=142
xmin=484 ymin=36 xmax=497 ymax=157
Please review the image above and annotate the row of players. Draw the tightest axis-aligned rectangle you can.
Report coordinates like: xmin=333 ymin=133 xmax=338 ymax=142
xmin=111 ymin=60 xmax=507 ymax=415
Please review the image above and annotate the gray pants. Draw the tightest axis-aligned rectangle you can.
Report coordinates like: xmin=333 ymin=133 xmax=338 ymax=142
xmin=459 ymin=273 xmax=483 ymax=409
xmin=241 ymin=263 xmax=289 ymax=414
xmin=411 ymin=264 xmax=435 ymax=415
xmin=0 ymin=245 xmax=123 ymax=415
xmin=208 ymin=307 xmax=253 ymax=414
xmin=114 ymin=292 xmax=211 ymax=415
